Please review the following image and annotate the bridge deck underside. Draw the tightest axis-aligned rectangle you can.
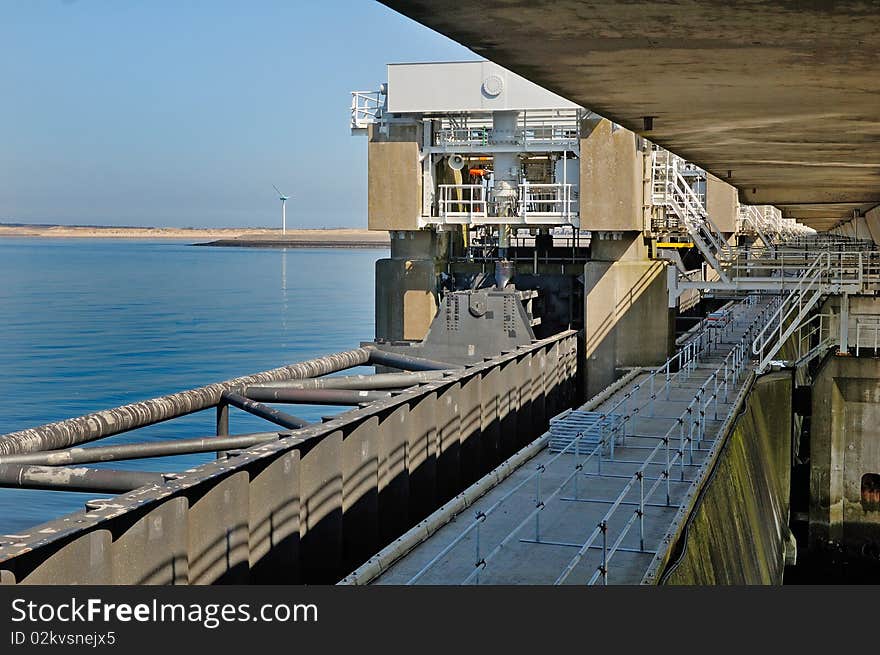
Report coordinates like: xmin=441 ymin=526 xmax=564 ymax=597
xmin=374 ymin=301 xmax=770 ymax=585
xmin=381 ymin=0 xmax=880 ymax=228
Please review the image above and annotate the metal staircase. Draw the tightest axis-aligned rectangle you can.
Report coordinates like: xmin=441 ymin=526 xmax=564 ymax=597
xmin=751 ymin=252 xmax=828 ymax=371
xmin=738 ymin=204 xmax=777 ymax=251
xmin=750 ymin=247 xmax=873 ymax=371
xmin=651 ymin=149 xmax=732 ymax=282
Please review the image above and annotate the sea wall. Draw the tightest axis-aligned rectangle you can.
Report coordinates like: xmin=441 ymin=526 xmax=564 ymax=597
xmin=657 ymin=370 xmax=793 ymax=584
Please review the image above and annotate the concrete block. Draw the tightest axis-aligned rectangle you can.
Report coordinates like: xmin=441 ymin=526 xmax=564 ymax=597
xmin=368 ymin=140 xmax=422 ymax=231
xmin=578 ymin=118 xmax=644 ymax=232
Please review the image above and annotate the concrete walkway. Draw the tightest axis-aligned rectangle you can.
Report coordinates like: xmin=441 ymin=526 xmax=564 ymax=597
xmin=373 ymin=298 xmax=774 ymax=585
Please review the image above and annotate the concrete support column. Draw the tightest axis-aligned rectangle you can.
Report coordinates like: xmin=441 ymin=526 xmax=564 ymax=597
xmin=375 ymin=230 xmax=446 ymax=342
xmin=583 ymin=232 xmax=674 ymax=397
xmin=810 ymin=353 xmax=880 ymax=560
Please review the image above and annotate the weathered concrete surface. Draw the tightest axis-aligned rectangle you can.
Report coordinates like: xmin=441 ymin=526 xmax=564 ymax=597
xmin=374 ymin=231 xmax=445 ymax=342
xmin=810 ymin=354 xmax=880 ymax=558
xmin=655 ymin=371 xmax=793 ymax=584
xmin=578 ymin=117 xmax=644 ymax=232
xmin=706 ymin=174 xmax=738 ymax=235
xmin=381 ymin=0 xmax=880 ymax=229
xmin=368 ymin=139 xmax=422 ymax=232
xmin=583 ymin=235 xmax=674 ymax=397
xmin=831 ymin=205 xmax=880 ymax=244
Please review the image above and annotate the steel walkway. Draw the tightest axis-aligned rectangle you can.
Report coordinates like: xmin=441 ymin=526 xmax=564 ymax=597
xmin=371 ymin=297 xmax=776 ymax=585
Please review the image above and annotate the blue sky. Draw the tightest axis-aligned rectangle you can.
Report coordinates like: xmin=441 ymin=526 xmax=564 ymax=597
xmin=0 ymin=1 xmax=475 ymax=227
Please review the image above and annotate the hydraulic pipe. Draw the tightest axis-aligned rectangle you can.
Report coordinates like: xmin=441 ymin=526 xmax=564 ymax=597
xmin=221 ymin=392 xmax=310 ymax=429
xmin=366 ymin=348 xmax=461 ymax=372
xmin=244 ymin=387 xmax=392 ymax=406
xmin=0 ymin=464 xmax=164 ymax=494
xmin=250 ymin=370 xmax=446 ymax=390
xmin=0 ymin=432 xmax=282 ymax=467
xmin=0 ymin=347 xmax=369 ymax=455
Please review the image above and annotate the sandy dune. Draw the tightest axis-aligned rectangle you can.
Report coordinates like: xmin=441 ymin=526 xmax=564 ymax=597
xmin=0 ymin=224 xmax=389 ymax=245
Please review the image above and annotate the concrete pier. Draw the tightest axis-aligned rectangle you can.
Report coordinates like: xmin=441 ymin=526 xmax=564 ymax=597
xmin=810 ymin=355 xmax=880 ymax=560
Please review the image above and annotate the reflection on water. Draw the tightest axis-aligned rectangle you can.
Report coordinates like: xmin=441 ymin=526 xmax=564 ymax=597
xmin=0 ymin=239 xmax=381 ymax=532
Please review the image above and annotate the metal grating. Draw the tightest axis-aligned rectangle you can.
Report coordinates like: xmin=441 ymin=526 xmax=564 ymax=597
xmin=548 ymin=410 xmax=625 ymax=453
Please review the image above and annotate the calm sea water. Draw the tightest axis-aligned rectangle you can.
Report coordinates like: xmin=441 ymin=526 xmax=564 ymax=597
xmin=0 ymin=238 xmax=381 ymax=533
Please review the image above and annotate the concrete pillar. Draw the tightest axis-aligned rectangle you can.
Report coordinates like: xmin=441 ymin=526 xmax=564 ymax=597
xmin=367 ymin=120 xmax=445 ymax=342
xmin=583 ymin=232 xmax=674 ymax=397
xmin=810 ymin=294 xmax=880 ymax=566
xmin=375 ymin=230 xmax=445 ymax=342
xmin=706 ymin=173 xmax=739 ymax=238
xmin=810 ymin=353 xmax=880 ymax=561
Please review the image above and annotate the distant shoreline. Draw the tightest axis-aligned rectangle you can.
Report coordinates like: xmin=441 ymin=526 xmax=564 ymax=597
xmin=0 ymin=224 xmax=390 ymax=248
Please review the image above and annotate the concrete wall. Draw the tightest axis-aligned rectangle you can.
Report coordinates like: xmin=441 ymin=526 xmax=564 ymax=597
xmin=706 ymin=174 xmax=738 ymax=234
xmin=578 ymin=118 xmax=644 ymax=232
xmin=656 ymin=371 xmax=793 ymax=584
xmin=368 ymin=125 xmax=422 ymax=231
xmin=810 ymin=355 xmax=880 ymax=558
xmin=374 ymin=231 xmax=445 ymax=342
xmin=820 ymin=294 xmax=880 ymax=351
xmin=583 ymin=235 xmax=673 ymax=397
xmin=375 ymin=258 xmax=438 ymax=341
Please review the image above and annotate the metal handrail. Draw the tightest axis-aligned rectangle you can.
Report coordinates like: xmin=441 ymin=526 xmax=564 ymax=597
xmin=651 ymin=148 xmax=733 ymax=282
xmin=564 ymin=303 xmax=773 ymax=585
xmin=438 ymin=184 xmax=488 ymax=221
xmin=350 ymin=90 xmax=383 ymax=130
xmin=752 ymin=252 xmax=827 ymax=370
xmin=793 ymin=312 xmax=835 ymax=366
xmin=405 ymin=297 xmax=774 ymax=585
xmin=518 ymin=183 xmax=576 ymax=220
xmin=432 ymin=110 xmax=581 ymax=148
xmin=853 ymin=314 xmax=880 ymax=356
xmin=746 ymin=245 xmax=877 ymax=372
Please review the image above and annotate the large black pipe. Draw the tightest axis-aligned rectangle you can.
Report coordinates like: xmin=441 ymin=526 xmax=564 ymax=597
xmin=244 ymin=387 xmax=391 ymax=406
xmin=366 ymin=347 xmax=461 ymax=372
xmin=0 ymin=464 xmax=164 ymax=494
xmin=251 ymin=370 xmax=446 ymax=390
xmin=0 ymin=432 xmax=282 ymax=467
xmin=221 ymin=392 xmax=310 ymax=429
xmin=0 ymin=347 xmax=370 ymax=456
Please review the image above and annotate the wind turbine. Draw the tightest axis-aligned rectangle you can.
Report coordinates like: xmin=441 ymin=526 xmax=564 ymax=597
xmin=273 ymin=184 xmax=289 ymax=235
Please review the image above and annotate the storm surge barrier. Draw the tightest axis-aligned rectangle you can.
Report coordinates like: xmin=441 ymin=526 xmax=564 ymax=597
xmin=0 ymin=332 xmax=578 ymax=584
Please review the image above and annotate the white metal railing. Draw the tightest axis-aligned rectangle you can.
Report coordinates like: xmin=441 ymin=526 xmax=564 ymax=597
xmin=752 ymin=252 xmax=829 ymax=371
xmin=652 ymin=148 xmax=732 ymax=282
xmin=518 ymin=183 xmax=576 ymax=221
xmin=855 ymin=316 xmax=880 ymax=356
xmin=666 ymin=233 xmax=880 ymax=372
xmin=351 ymin=90 xmax=383 ymax=131
xmin=749 ymin=246 xmax=873 ymax=371
xmin=792 ymin=313 xmax=835 ymax=366
xmin=736 ymin=205 xmax=812 ymax=245
xmin=771 ymin=310 xmax=880 ymax=368
xmin=431 ymin=183 xmax=578 ymax=226
xmin=738 ymin=204 xmax=776 ymax=249
xmin=438 ymin=184 xmax=488 ymax=222
xmin=434 ymin=127 xmax=490 ymax=148
xmin=432 ymin=110 xmax=581 ymax=149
